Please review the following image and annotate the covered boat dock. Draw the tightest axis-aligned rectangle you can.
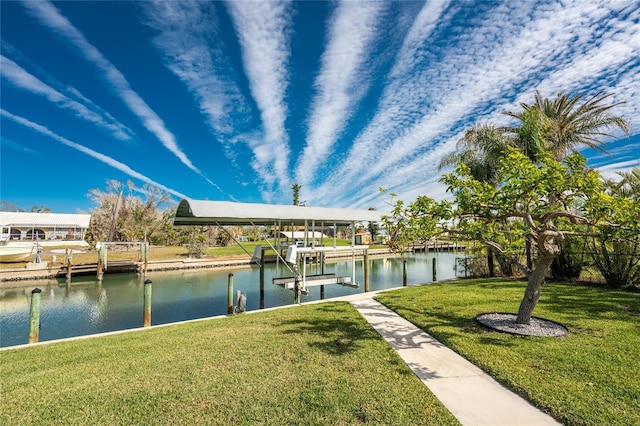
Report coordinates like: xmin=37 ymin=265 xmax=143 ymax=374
xmin=173 ymin=199 xmax=384 ymax=305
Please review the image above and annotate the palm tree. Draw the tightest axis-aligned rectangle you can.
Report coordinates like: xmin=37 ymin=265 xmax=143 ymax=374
xmin=614 ymin=166 xmax=640 ymax=198
xmin=503 ymin=91 xmax=631 ymax=161
xmin=589 ymin=166 xmax=640 ymax=288
xmin=438 ymin=124 xmax=512 ymax=185
xmin=440 ymin=91 xmax=630 ymax=277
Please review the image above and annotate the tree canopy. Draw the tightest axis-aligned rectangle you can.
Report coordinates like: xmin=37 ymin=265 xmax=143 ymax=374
xmin=386 ymin=91 xmax=636 ymax=324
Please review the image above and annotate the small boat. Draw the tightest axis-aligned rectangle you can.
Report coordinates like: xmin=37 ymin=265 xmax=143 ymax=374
xmin=0 ymin=241 xmax=35 ymax=262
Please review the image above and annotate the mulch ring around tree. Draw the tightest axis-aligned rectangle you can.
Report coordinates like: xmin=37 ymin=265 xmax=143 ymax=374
xmin=476 ymin=312 xmax=568 ymax=337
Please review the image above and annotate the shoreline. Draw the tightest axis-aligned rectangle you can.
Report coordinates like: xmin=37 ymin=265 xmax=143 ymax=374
xmin=0 ymin=248 xmax=398 ymax=285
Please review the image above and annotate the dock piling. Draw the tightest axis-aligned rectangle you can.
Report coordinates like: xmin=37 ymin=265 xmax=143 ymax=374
xmin=227 ymin=273 xmax=234 ymax=315
xmin=143 ymin=279 xmax=152 ymax=327
xmin=259 ymin=247 xmax=265 ymax=309
xmin=65 ymin=248 xmax=73 ymax=280
xmin=432 ymin=257 xmax=437 ymax=281
xmin=28 ymin=288 xmax=42 ymax=344
xmin=364 ymin=250 xmax=370 ymax=292
xmin=403 ymin=259 xmax=407 ymax=287
xmin=97 ymin=244 xmax=105 ymax=281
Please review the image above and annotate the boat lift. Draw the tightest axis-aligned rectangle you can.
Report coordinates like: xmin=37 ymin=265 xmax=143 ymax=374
xmin=173 ymin=199 xmax=383 ymax=304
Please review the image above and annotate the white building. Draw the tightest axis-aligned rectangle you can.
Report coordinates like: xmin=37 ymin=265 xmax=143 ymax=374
xmin=0 ymin=212 xmax=90 ymax=246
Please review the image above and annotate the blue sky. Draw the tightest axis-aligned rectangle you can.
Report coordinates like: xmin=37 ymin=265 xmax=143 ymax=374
xmin=1 ymin=0 xmax=639 ymax=213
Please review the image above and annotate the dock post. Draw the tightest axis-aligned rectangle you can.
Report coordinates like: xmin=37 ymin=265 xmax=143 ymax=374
xmin=142 ymin=242 xmax=149 ymax=277
xmin=320 ymin=252 xmax=325 ymax=300
xmin=227 ymin=273 xmax=234 ymax=315
xmin=403 ymin=259 xmax=407 ymax=287
xmin=97 ymin=244 xmax=105 ymax=281
xmin=294 ymin=275 xmax=301 ymax=304
xmin=432 ymin=257 xmax=437 ymax=281
xmin=65 ymin=248 xmax=73 ymax=280
xmin=28 ymin=288 xmax=42 ymax=344
xmin=260 ymin=247 xmax=265 ymax=309
xmin=143 ymin=279 xmax=152 ymax=327
xmin=364 ymin=250 xmax=370 ymax=292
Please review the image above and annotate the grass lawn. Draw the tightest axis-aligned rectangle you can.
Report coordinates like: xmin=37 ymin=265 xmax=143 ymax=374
xmin=0 ymin=302 xmax=458 ymax=425
xmin=376 ymin=278 xmax=640 ymax=426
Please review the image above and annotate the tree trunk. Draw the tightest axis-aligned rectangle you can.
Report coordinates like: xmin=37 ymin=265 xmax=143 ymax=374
xmin=487 ymin=247 xmax=495 ymax=277
xmin=516 ymin=253 xmax=555 ymax=324
xmin=526 ymin=238 xmax=533 ymax=271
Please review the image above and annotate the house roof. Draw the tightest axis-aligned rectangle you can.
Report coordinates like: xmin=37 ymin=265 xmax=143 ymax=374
xmin=173 ymin=199 xmax=383 ymax=226
xmin=0 ymin=212 xmax=91 ymax=228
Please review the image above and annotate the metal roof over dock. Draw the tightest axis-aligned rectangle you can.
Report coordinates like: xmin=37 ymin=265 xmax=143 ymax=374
xmin=173 ymin=199 xmax=383 ymax=226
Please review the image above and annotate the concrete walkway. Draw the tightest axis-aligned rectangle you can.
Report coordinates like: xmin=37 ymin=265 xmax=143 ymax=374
xmin=350 ymin=296 xmax=561 ymax=426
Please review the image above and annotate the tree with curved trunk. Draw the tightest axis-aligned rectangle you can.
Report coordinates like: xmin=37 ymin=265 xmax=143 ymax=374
xmin=386 ymin=150 xmax=637 ymax=324
xmin=438 ymin=90 xmax=631 ymax=277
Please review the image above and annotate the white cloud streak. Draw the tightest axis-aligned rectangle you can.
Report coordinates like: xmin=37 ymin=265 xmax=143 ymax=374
xmin=295 ymin=1 xmax=385 ymax=187
xmin=20 ymin=0 xmax=206 ymax=181
xmin=1 ymin=108 xmax=187 ymax=199
xmin=310 ymin=0 xmax=640 ymax=208
xmin=141 ymin=1 xmax=245 ymax=138
xmin=225 ymin=0 xmax=293 ymax=200
xmin=597 ymin=159 xmax=640 ymax=181
xmin=1 ymin=54 xmax=134 ymax=141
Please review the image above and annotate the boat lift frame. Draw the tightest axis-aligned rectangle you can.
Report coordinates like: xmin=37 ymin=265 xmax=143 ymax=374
xmin=173 ymin=199 xmax=382 ymax=304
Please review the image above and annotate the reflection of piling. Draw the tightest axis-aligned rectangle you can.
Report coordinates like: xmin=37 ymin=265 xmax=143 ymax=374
xmin=432 ymin=257 xmax=437 ymax=281
xmin=403 ymin=259 xmax=407 ymax=287
xmin=143 ymin=280 xmax=152 ymax=327
xmin=227 ymin=273 xmax=234 ymax=315
xmin=28 ymin=288 xmax=42 ymax=344
xmin=364 ymin=250 xmax=370 ymax=292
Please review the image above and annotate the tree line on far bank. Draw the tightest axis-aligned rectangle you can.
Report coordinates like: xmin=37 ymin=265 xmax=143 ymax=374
xmin=83 ymin=180 xmax=259 ymax=257
xmin=2 ymin=181 xmax=364 ymax=260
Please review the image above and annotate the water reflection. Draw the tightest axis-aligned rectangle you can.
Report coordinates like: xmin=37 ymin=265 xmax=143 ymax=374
xmin=0 ymin=252 xmax=464 ymax=348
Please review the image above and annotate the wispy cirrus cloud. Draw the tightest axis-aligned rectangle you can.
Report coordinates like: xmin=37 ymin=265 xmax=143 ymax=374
xmin=1 ymin=54 xmax=134 ymax=142
xmin=141 ymin=1 xmax=247 ymax=139
xmin=597 ymin=159 xmax=640 ymax=181
xmin=295 ymin=1 xmax=386 ymax=188
xmin=311 ymin=0 xmax=640 ymax=209
xmin=225 ymin=0 xmax=293 ymax=200
xmin=19 ymin=0 xmax=214 ymax=186
xmin=1 ymin=108 xmax=187 ymax=199
xmin=1 ymin=136 xmax=38 ymax=155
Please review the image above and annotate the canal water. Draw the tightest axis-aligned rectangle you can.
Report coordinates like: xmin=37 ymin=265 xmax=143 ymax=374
xmin=0 ymin=252 xmax=464 ymax=348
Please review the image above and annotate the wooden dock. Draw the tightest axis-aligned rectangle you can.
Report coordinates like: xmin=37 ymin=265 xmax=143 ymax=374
xmin=411 ymin=243 xmax=466 ymax=253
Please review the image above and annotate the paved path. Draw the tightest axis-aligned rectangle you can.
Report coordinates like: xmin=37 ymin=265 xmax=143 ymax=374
xmin=350 ymin=296 xmax=561 ymax=426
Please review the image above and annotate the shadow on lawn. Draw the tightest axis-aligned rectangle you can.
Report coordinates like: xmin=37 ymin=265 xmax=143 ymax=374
xmin=539 ymin=283 xmax=640 ymax=328
xmin=277 ymin=303 xmax=382 ymax=356
xmin=462 ymin=279 xmax=640 ymax=323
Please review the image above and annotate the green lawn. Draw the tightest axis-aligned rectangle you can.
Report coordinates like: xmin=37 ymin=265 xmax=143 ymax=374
xmin=376 ymin=279 xmax=640 ymax=426
xmin=4 ymin=277 xmax=636 ymax=425
xmin=1 ymin=303 xmax=458 ymax=425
